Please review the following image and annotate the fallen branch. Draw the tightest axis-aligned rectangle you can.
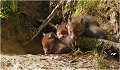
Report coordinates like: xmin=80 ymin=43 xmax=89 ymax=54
xmin=77 ymin=37 xmax=120 ymax=52
xmin=37 ymin=19 xmax=56 ymax=29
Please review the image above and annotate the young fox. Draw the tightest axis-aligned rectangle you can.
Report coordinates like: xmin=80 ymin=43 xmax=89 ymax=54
xmin=82 ymin=16 xmax=108 ymax=39
xmin=42 ymin=32 xmax=72 ymax=54
xmin=66 ymin=16 xmax=108 ymax=39
xmin=67 ymin=17 xmax=85 ymax=39
xmin=84 ymin=25 xmax=108 ymax=39
xmin=55 ymin=23 xmax=68 ymax=39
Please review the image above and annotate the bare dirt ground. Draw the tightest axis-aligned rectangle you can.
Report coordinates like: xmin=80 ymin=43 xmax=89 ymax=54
xmin=1 ymin=52 xmax=119 ymax=70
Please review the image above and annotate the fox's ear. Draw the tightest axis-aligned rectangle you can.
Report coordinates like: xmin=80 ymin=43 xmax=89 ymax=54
xmin=48 ymin=33 xmax=52 ymax=38
xmin=81 ymin=18 xmax=84 ymax=24
xmin=66 ymin=24 xmax=68 ymax=27
xmin=50 ymin=32 xmax=54 ymax=35
xmin=55 ymin=24 xmax=59 ymax=29
xmin=43 ymin=33 xmax=45 ymax=36
xmin=68 ymin=18 xmax=71 ymax=25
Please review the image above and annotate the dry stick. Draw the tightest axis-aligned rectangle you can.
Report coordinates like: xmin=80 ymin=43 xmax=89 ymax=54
xmin=49 ymin=23 xmax=56 ymax=29
xmin=37 ymin=19 xmax=56 ymax=29
xmin=98 ymin=39 xmax=120 ymax=50
xmin=25 ymin=1 xmax=63 ymax=45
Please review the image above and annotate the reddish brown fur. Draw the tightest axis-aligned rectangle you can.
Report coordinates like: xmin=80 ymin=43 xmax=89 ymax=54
xmin=67 ymin=17 xmax=84 ymax=39
xmin=42 ymin=32 xmax=71 ymax=54
xmin=67 ymin=16 xmax=108 ymax=39
xmin=42 ymin=32 xmax=56 ymax=54
xmin=55 ymin=23 xmax=68 ymax=39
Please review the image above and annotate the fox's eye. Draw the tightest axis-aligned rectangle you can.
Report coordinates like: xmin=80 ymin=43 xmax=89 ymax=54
xmin=70 ymin=31 xmax=72 ymax=33
xmin=48 ymin=37 xmax=51 ymax=39
xmin=76 ymin=31 xmax=79 ymax=32
xmin=59 ymin=33 xmax=61 ymax=35
xmin=46 ymin=44 xmax=50 ymax=48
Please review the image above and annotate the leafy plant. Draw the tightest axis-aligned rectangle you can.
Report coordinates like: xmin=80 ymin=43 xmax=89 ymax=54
xmin=1 ymin=1 xmax=18 ymax=18
xmin=72 ymin=0 xmax=98 ymax=17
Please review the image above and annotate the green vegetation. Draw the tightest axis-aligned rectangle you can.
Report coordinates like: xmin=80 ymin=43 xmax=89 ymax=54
xmin=72 ymin=0 xmax=98 ymax=17
xmin=1 ymin=1 xmax=18 ymax=18
xmin=72 ymin=0 xmax=118 ymax=18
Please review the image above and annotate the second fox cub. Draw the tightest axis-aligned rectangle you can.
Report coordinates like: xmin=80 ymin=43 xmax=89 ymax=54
xmin=55 ymin=23 xmax=68 ymax=39
xmin=42 ymin=32 xmax=72 ymax=54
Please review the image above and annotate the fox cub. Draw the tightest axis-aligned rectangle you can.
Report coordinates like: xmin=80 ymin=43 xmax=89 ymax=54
xmin=55 ymin=22 xmax=68 ymax=39
xmin=42 ymin=32 xmax=72 ymax=54
xmin=55 ymin=22 xmax=80 ymax=49
xmin=56 ymin=16 xmax=108 ymax=39
xmin=67 ymin=17 xmax=85 ymax=39
xmin=81 ymin=16 xmax=108 ymax=39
